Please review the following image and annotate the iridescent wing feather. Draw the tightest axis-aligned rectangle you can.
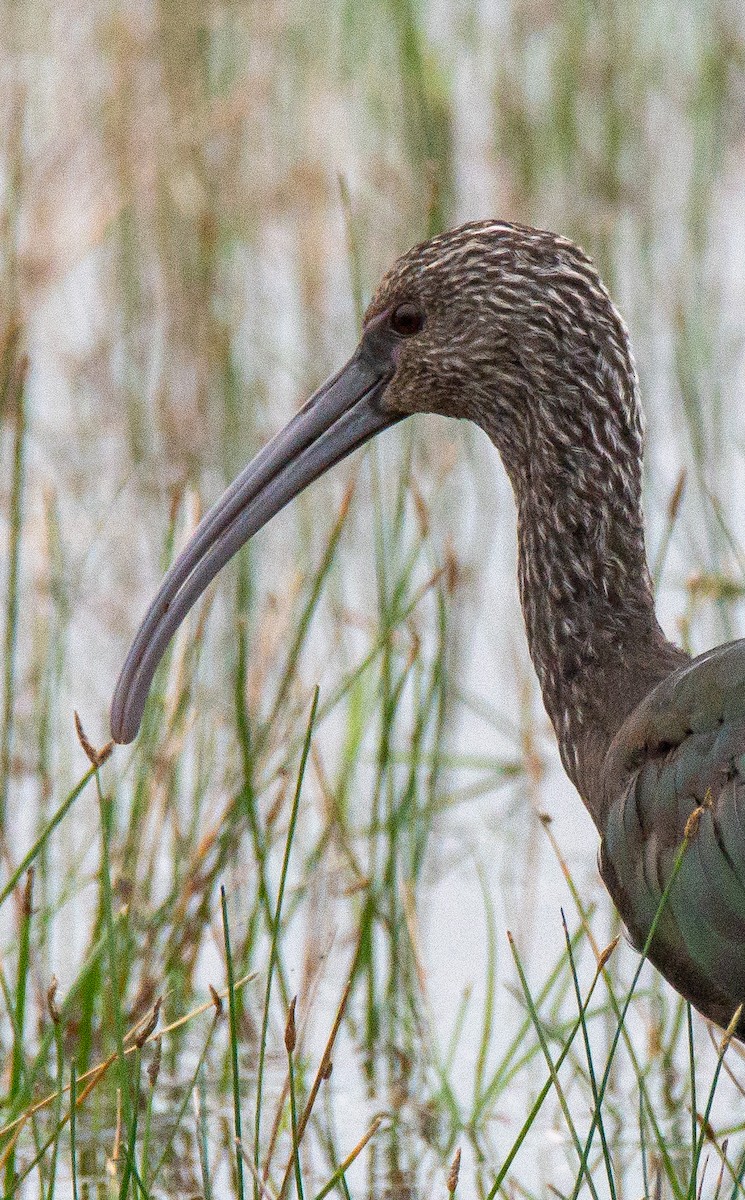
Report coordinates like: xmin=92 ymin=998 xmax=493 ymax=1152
xmin=601 ymin=640 xmax=745 ymax=1035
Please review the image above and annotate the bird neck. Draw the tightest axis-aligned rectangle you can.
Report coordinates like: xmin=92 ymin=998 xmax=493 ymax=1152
xmin=512 ymin=449 xmax=686 ymax=820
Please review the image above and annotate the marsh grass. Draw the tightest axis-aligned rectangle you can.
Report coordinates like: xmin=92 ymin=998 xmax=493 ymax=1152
xmin=3 ymin=1 xmax=745 ymax=1197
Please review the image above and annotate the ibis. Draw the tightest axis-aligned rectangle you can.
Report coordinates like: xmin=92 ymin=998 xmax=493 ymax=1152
xmin=111 ymin=220 xmax=745 ymax=1037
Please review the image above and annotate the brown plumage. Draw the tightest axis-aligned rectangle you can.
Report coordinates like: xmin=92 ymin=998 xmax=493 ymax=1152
xmin=366 ymin=222 xmax=688 ymax=806
xmin=110 ymin=219 xmax=745 ymax=1036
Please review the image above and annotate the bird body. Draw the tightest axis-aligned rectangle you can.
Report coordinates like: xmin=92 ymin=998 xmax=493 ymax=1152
xmin=601 ymin=640 xmax=745 ymax=1036
xmin=110 ymin=219 xmax=745 ymax=1036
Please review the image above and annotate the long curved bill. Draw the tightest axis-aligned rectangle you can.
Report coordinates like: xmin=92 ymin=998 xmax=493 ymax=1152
xmin=110 ymin=319 xmax=402 ymax=744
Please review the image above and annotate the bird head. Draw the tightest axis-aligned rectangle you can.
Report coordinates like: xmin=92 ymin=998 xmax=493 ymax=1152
xmin=110 ymin=219 xmax=640 ymax=744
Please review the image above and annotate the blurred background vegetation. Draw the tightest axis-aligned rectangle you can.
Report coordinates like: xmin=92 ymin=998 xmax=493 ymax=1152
xmin=3 ymin=0 xmax=745 ymax=1196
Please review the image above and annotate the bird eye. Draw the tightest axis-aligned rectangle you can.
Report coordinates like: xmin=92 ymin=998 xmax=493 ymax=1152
xmin=390 ymin=302 xmax=424 ymax=337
